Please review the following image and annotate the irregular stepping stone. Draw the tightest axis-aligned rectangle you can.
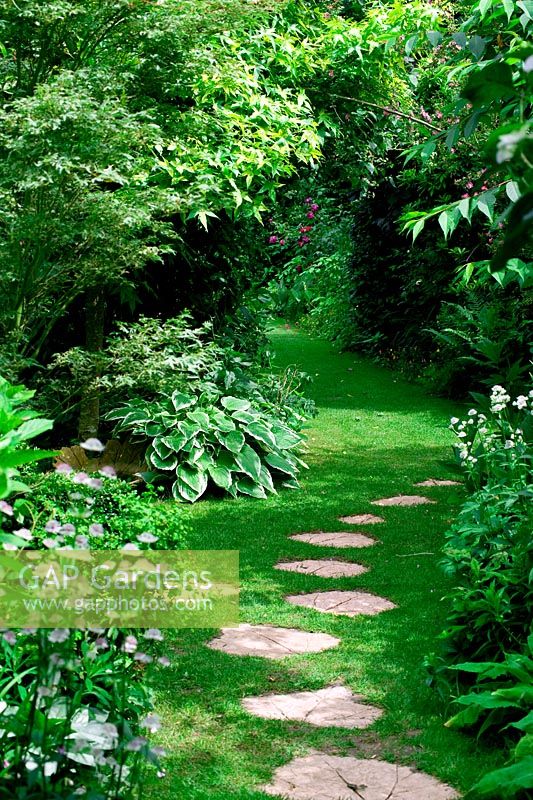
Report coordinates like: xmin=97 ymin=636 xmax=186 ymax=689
xmin=242 ymin=685 xmax=382 ymax=729
xmin=207 ymin=624 xmax=339 ymax=659
xmin=338 ymin=514 xmax=384 ymax=525
xmin=274 ymin=559 xmax=368 ymax=578
xmin=415 ymin=478 xmax=461 ymax=487
xmin=285 ymin=590 xmax=396 ymax=617
xmin=262 ymin=753 xmax=459 ymax=799
xmin=371 ymin=495 xmax=435 ymax=507
xmin=289 ymin=532 xmax=376 ymax=548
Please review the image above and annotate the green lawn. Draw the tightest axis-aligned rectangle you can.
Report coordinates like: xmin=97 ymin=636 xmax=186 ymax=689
xmin=146 ymin=325 xmax=501 ymax=799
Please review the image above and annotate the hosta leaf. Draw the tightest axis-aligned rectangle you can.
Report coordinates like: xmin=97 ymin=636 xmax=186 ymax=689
xmin=235 ymin=444 xmax=262 ymax=481
xmin=149 ymin=450 xmax=178 ymax=471
xmin=153 ymin=438 xmax=173 ymax=459
xmin=16 ymin=418 xmax=54 ymax=441
xmin=246 ymin=422 xmax=276 ymax=448
xmin=208 ymin=464 xmax=233 ymax=489
xmin=231 ymin=410 xmax=258 ymax=424
xmin=173 ymin=478 xmax=201 ymax=503
xmin=210 ymin=410 xmax=236 ymax=432
xmin=189 ymin=446 xmax=206 ymax=465
xmin=270 ymin=424 xmax=302 ymax=450
xmin=471 ymin=756 xmax=533 ymax=796
xmin=186 ymin=411 xmax=210 ymax=430
xmin=257 ymin=465 xmax=276 ymax=494
xmin=221 ymin=396 xmax=251 ymax=412
xmin=215 ymin=429 xmax=245 ymax=453
xmin=176 ymin=464 xmax=208 ymax=500
xmin=236 ymin=478 xmax=267 ymax=499
xmin=194 ymin=451 xmax=214 ymax=472
xmin=171 ymin=391 xmax=196 ymax=412
xmin=177 ymin=421 xmax=200 ymax=440
xmin=265 ymin=452 xmax=298 ymax=476
xmin=161 ymin=433 xmax=188 ymax=452
xmin=145 ymin=422 xmax=166 ymax=437
xmin=282 ymin=478 xmax=300 ymax=489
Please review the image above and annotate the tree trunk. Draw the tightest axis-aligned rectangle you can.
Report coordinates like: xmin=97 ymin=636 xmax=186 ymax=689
xmin=78 ymin=287 xmax=106 ymax=441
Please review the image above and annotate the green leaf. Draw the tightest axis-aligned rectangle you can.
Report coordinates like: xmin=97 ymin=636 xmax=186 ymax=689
xmin=470 ymin=756 xmax=533 ymax=797
xmin=175 ymin=464 xmax=208 ymax=501
xmin=468 ymin=35 xmax=487 ymax=60
xmin=477 ymin=189 xmax=497 ymax=221
xmin=208 ymin=464 xmax=233 ymax=489
xmin=463 ymin=62 xmax=514 ymax=104
xmin=257 ymin=465 xmax=277 ymax=494
xmin=265 ymin=452 xmax=298 ymax=477
xmin=171 ymin=391 xmax=196 ymax=412
xmin=503 ymin=0 xmax=515 ymax=19
xmin=161 ymin=433 xmax=188 ymax=452
xmin=186 ymin=410 xmax=210 ymax=430
xmin=153 ymin=438 xmax=173 ymax=459
xmin=215 ymin=429 xmax=245 ymax=454
xmin=412 ymin=219 xmax=425 ymax=242
xmin=16 ymin=418 xmax=53 ymax=442
xmin=506 ymin=181 xmax=521 ymax=202
xmin=234 ymin=444 xmax=261 ymax=481
xmin=149 ymin=450 xmax=178 ymax=471
xmin=236 ymin=478 xmax=266 ymax=499
xmin=246 ymin=422 xmax=276 ymax=448
xmin=221 ymin=396 xmax=251 ymax=412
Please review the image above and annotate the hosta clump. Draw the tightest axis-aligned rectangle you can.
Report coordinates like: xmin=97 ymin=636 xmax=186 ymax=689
xmin=108 ymin=389 xmax=307 ymax=501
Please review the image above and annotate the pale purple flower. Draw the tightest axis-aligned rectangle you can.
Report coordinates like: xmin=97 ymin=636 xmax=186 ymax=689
xmin=125 ymin=737 xmax=147 ymax=752
xmin=72 ymin=472 xmax=89 ymax=484
xmin=60 ymin=523 xmax=76 ymax=536
xmin=144 ymin=628 xmax=163 ymax=641
xmin=137 ymin=532 xmax=158 ymax=544
xmin=0 ymin=501 xmax=13 ymax=516
xmin=48 ymin=629 xmax=69 ymax=644
xmin=79 ymin=438 xmax=105 ymax=453
xmin=95 ymin=637 xmax=108 ymax=650
xmin=123 ymin=635 xmax=138 ymax=654
xmin=37 ymin=686 xmax=54 ymax=698
xmin=45 ymin=520 xmax=61 ymax=533
xmin=134 ymin=652 xmax=153 ymax=664
xmin=89 ymin=524 xmax=104 ymax=538
xmin=3 ymin=631 xmax=16 ymax=645
xmin=42 ymin=538 xmax=59 ymax=549
xmin=75 ymin=535 xmax=89 ymax=549
xmin=2 ymin=543 xmax=17 ymax=551
xmin=87 ymin=478 xmax=103 ymax=490
xmin=158 ymin=656 xmax=171 ymax=667
xmin=122 ymin=543 xmax=140 ymax=551
xmin=15 ymin=528 xmax=33 ymax=541
xmin=151 ymin=746 xmax=166 ymax=758
xmin=99 ymin=466 xmax=116 ymax=478
xmin=55 ymin=463 xmax=73 ymax=474
xmin=140 ymin=714 xmax=161 ymax=733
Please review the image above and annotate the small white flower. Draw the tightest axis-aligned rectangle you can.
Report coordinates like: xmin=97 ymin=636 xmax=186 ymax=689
xmin=457 ymin=431 xmax=467 ymax=438
xmin=504 ymin=440 xmax=515 ymax=449
xmin=79 ymin=438 xmax=105 ymax=453
xmin=0 ymin=501 xmax=13 ymax=516
xmin=450 ymin=417 xmax=459 ymax=425
xmin=89 ymin=524 xmax=104 ymax=537
xmin=123 ymin=635 xmax=138 ymax=654
xmin=467 ymin=409 xmax=477 ymax=416
xmin=144 ymin=628 xmax=164 ymax=641
xmin=158 ymin=656 xmax=171 ymax=667
xmin=513 ymin=395 xmax=528 ymax=410
xmin=137 ymin=532 xmax=158 ymax=544
xmin=42 ymin=537 xmax=59 ymax=549
xmin=15 ymin=528 xmax=33 ymax=541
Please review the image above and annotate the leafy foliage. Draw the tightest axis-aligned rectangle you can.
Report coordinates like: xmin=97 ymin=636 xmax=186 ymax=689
xmin=108 ymin=389 xmax=307 ymax=502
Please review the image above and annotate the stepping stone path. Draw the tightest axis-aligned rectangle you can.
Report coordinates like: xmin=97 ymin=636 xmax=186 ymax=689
xmin=289 ymin=531 xmax=376 ymax=548
xmin=207 ymin=624 xmax=339 ymax=659
xmin=262 ymin=753 xmax=459 ymax=799
xmin=203 ymin=448 xmax=462 ymax=795
xmin=285 ymin=590 xmax=397 ymax=617
xmin=371 ymin=494 xmax=435 ymax=507
xmin=275 ymin=559 xmax=368 ymax=578
xmin=338 ymin=513 xmax=384 ymax=525
xmin=242 ymin=685 xmax=382 ymax=729
xmin=415 ymin=478 xmax=461 ymax=487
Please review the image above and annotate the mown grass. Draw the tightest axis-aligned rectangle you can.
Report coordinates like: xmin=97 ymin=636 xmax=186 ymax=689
xmin=145 ymin=325 xmax=501 ymax=799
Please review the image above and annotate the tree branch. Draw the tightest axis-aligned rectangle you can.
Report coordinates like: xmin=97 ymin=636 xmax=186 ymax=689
xmin=331 ymin=94 xmax=444 ymax=133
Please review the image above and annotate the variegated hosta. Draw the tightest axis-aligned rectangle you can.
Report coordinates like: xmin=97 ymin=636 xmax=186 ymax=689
xmin=108 ymin=390 xmax=308 ymax=502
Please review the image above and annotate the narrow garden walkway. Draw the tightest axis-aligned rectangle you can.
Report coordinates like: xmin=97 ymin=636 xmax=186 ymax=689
xmin=148 ymin=326 xmax=497 ymax=799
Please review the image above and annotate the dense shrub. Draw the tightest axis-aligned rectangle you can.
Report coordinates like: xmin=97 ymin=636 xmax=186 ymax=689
xmin=428 ymin=386 xmax=533 ymax=799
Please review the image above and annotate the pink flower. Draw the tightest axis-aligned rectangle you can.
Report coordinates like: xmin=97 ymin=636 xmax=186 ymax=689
xmin=296 ymin=265 xmax=303 ymax=274
xmin=279 ymin=239 xmax=285 ymax=245
xmin=328 ymin=70 xmax=334 ymax=78
xmin=461 ymin=193 xmax=469 ymax=198
xmin=305 ymin=197 xmax=312 ymax=204
xmin=55 ymin=463 xmax=73 ymax=474
xmin=99 ymin=466 xmax=116 ymax=478
xmin=0 ymin=501 xmax=13 ymax=516
xmin=311 ymin=204 xmax=319 ymax=211
xmin=481 ymin=184 xmax=488 ymax=190
xmin=268 ymin=235 xmax=278 ymax=244
xmin=436 ymin=111 xmax=443 ymax=119
xmin=307 ymin=211 xmax=315 ymax=219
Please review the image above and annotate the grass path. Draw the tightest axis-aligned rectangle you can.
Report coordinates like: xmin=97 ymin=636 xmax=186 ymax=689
xmin=147 ymin=326 xmax=500 ymax=799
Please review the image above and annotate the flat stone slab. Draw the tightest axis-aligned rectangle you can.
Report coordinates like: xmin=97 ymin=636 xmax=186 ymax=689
xmin=242 ymin=685 xmax=382 ymax=729
xmin=285 ymin=591 xmax=396 ymax=617
xmin=275 ymin=559 xmax=368 ymax=578
xmin=289 ymin=532 xmax=376 ymax=549
xmin=262 ymin=753 xmax=459 ymax=799
xmin=207 ymin=624 xmax=339 ymax=659
xmin=414 ymin=479 xmax=461 ymax=487
xmin=371 ymin=495 xmax=435 ymax=507
xmin=338 ymin=514 xmax=385 ymax=525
